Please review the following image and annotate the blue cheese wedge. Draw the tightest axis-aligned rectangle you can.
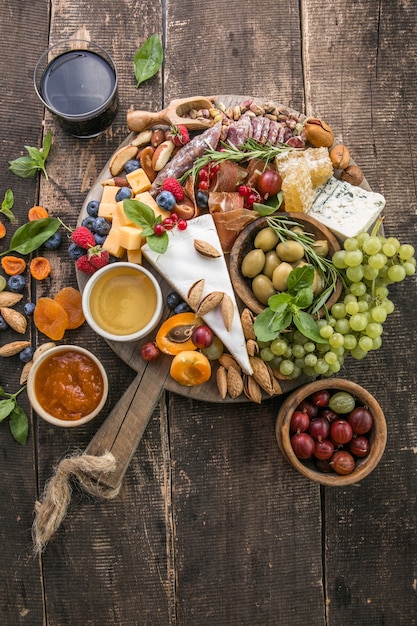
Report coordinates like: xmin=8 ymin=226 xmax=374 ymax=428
xmin=307 ymin=176 xmax=385 ymax=239
xmin=142 ymin=214 xmax=253 ymax=376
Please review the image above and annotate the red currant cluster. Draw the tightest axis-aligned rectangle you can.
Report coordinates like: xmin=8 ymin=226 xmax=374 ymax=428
xmin=197 ymin=162 xmax=220 ymax=191
xmin=237 ymin=185 xmax=261 ymax=209
xmin=153 ymin=212 xmax=188 ymax=236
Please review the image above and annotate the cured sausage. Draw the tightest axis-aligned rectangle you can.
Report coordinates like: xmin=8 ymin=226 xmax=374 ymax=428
xmin=151 ymin=122 xmax=222 ymax=194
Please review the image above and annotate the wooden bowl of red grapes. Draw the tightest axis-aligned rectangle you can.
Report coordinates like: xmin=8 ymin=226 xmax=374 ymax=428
xmin=276 ymin=379 xmax=387 ymax=486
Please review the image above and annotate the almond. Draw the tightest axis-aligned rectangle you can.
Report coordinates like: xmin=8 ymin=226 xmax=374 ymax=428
xmin=193 ymin=239 xmax=222 ymax=258
xmin=218 ymin=353 xmax=241 ymax=373
xmin=240 ymin=308 xmax=256 ymax=340
xmin=0 ymin=341 xmax=31 ymax=357
xmin=109 ymin=145 xmax=139 ymax=176
xmin=249 ymin=356 xmax=274 ymax=395
xmin=196 ymin=291 xmax=224 ymax=316
xmin=33 ymin=342 xmax=56 ymax=362
xmin=227 ymin=366 xmax=244 ymax=399
xmin=0 ymin=292 xmax=24 ymax=307
xmin=221 ymin=293 xmax=234 ymax=331
xmin=216 ymin=365 xmax=228 ymax=400
xmin=20 ymin=360 xmax=33 ymax=384
xmin=246 ymin=339 xmax=259 ymax=356
xmin=0 ymin=307 xmax=27 ymax=334
xmin=243 ymin=375 xmax=262 ymax=404
xmin=187 ymin=279 xmax=205 ymax=310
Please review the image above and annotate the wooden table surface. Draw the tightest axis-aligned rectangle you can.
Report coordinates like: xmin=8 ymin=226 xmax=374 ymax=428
xmin=1 ymin=1 xmax=417 ymax=624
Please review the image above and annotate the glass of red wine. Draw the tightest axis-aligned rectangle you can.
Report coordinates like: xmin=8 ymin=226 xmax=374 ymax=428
xmin=34 ymin=39 xmax=119 ymax=139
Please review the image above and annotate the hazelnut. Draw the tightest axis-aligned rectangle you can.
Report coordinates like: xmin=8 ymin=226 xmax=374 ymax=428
xmin=329 ymin=144 xmax=351 ymax=170
xmin=304 ymin=118 xmax=334 ymax=148
xmin=340 ymin=165 xmax=364 ymax=187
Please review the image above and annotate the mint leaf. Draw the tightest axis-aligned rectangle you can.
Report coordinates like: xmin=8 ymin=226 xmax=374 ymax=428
xmin=134 ymin=34 xmax=163 ymax=88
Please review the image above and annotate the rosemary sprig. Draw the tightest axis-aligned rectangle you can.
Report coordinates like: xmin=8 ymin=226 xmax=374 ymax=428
xmin=265 ymin=215 xmax=347 ymax=314
xmin=180 ymin=138 xmax=297 ymax=183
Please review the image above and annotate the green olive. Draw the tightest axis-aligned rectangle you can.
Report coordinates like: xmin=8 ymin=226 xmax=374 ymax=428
xmin=252 ymin=274 xmax=276 ymax=305
xmin=254 ymin=227 xmax=279 ymax=252
xmin=276 ymin=240 xmax=305 ymax=262
xmin=241 ymin=249 xmax=265 ymax=278
xmin=312 ymin=239 xmax=329 ymax=257
xmin=263 ymin=250 xmax=281 ymax=279
xmin=272 ymin=262 xmax=293 ymax=291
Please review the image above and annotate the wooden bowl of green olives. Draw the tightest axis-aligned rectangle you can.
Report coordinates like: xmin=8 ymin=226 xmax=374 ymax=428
xmin=229 ymin=212 xmax=342 ymax=315
xmin=275 ymin=379 xmax=387 ymax=486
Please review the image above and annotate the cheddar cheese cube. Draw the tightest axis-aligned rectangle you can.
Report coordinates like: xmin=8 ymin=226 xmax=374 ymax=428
xmin=119 ymin=225 xmax=145 ymax=250
xmin=127 ymin=247 xmax=143 ymax=265
xmin=135 ymin=191 xmax=170 ymax=220
xmin=98 ymin=186 xmax=119 ymax=220
xmin=115 ymin=201 xmax=136 ymax=227
xmin=126 ymin=168 xmax=152 ymax=194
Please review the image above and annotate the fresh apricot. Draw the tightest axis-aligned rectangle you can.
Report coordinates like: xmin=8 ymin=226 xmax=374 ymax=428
xmin=170 ymin=350 xmax=212 ymax=386
xmin=156 ymin=312 xmax=198 ymax=355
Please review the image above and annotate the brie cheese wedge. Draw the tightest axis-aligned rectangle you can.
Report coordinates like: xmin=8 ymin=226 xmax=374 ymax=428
xmin=142 ymin=214 xmax=253 ymax=376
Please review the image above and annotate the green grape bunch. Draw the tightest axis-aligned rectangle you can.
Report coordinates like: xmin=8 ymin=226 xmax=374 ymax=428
xmin=256 ymin=220 xmax=416 ymax=380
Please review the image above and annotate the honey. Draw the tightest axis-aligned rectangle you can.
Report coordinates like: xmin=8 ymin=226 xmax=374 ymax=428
xmin=88 ymin=265 xmax=158 ymax=336
xmin=34 ymin=350 xmax=104 ymax=421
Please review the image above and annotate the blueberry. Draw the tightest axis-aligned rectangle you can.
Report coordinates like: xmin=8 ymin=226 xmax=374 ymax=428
xmin=124 ymin=159 xmax=141 ymax=174
xmin=174 ymin=301 xmax=192 ymax=315
xmin=44 ymin=231 xmax=62 ymax=250
xmin=93 ymin=217 xmax=111 ymax=236
xmin=196 ymin=190 xmax=209 ymax=210
xmin=24 ymin=302 xmax=36 ymax=316
xmin=81 ymin=216 xmax=97 ymax=231
xmin=19 ymin=346 xmax=34 ymax=363
xmin=156 ymin=191 xmax=176 ymax=211
xmin=94 ymin=233 xmax=107 ymax=246
xmin=86 ymin=200 xmax=100 ymax=217
xmin=115 ymin=187 xmax=132 ymax=202
xmin=7 ymin=274 xmax=26 ymax=293
xmin=166 ymin=291 xmax=182 ymax=310
xmin=0 ymin=315 xmax=8 ymax=331
xmin=68 ymin=242 xmax=85 ymax=260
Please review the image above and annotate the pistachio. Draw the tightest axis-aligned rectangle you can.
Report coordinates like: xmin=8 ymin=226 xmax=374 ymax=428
xmin=329 ymin=144 xmax=351 ymax=170
xmin=340 ymin=164 xmax=364 ymax=186
xmin=304 ymin=117 xmax=334 ymax=148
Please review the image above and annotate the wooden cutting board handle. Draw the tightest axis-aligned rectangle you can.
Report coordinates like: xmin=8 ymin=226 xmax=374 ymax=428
xmin=85 ymin=358 xmax=171 ymax=491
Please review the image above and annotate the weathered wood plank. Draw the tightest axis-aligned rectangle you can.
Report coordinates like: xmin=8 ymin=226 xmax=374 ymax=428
xmin=303 ymin=1 xmax=417 ymax=624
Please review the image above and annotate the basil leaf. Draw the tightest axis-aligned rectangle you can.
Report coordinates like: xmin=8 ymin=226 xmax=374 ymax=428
xmin=287 ymin=265 xmax=314 ymax=293
xmin=293 ymin=310 xmax=327 ymax=343
xmin=270 ymin=308 xmax=292 ymax=333
xmin=0 ymin=399 xmax=15 ymax=422
xmin=267 ymin=292 xmax=292 ymax=311
xmin=134 ymin=34 xmax=163 ymax=88
xmin=1 ymin=217 xmax=60 ymax=256
xmin=253 ymin=308 xmax=278 ymax=342
xmin=0 ymin=386 xmax=6 ymax=396
xmin=124 ymin=199 xmax=156 ymax=229
xmin=1 ymin=189 xmax=17 ymax=223
xmin=293 ymin=287 xmax=314 ymax=309
xmin=146 ymin=232 xmax=168 ymax=254
xmin=42 ymin=130 xmax=53 ymax=158
xmin=254 ymin=191 xmax=284 ymax=215
xmin=25 ymin=145 xmax=42 ymax=161
xmin=9 ymin=156 xmax=39 ymax=178
xmin=8 ymin=404 xmax=29 ymax=445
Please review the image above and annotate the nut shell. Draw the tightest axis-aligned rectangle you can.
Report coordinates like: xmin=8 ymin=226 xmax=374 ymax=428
xmin=341 ymin=165 xmax=364 ymax=186
xmin=329 ymin=144 xmax=351 ymax=170
xmin=304 ymin=118 xmax=334 ymax=148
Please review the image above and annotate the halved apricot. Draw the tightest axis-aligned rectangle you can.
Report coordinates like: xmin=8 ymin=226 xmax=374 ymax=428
xmin=170 ymin=350 xmax=212 ymax=386
xmin=156 ymin=312 xmax=198 ymax=355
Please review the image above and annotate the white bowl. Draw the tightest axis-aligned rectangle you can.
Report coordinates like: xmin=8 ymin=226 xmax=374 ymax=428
xmin=27 ymin=345 xmax=108 ymax=427
xmin=81 ymin=262 xmax=163 ymax=342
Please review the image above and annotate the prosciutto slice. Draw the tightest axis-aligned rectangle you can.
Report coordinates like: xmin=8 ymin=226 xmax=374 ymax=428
xmin=212 ymin=209 xmax=258 ymax=253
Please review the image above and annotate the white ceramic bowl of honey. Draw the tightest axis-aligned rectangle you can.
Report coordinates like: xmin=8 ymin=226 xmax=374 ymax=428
xmin=27 ymin=344 xmax=108 ymax=427
xmin=81 ymin=262 xmax=163 ymax=342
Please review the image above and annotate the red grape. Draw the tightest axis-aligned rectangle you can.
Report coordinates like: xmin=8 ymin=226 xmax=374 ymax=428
xmin=140 ymin=342 xmax=161 ymax=362
xmin=256 ymin=170 xmax=282 ymax=197
xmin=191 ymin=325 xmax=214 ymax=349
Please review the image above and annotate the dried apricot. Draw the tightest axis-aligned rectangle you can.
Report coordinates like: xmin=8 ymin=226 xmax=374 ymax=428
xmin=54 ymin=286 xmax=85 ymax=329
xmin=170 ymin=350 xmax=212 ymax=386
xmin=30 ymin=257 xmax=51 ymax=280
xmin=1 ymin=255 xmax=27 ymax=275
xmin=156 ymin=312 xmax=198 ymax=355
xmin=34 ymin=297 xmax=69 ymax=340
xmin=0 ymin=222 xmax=6 ymax=239
xmin=28 ymin=206 xmax=49 ymax=221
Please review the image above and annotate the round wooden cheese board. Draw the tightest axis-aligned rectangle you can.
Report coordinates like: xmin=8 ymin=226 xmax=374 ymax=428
xmin=77 ymin=95 xmax=373 ymax=404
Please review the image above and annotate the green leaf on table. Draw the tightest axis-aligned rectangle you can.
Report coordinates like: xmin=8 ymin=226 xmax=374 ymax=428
xmin=0 ymin=217 xmax=61 ymax=256
xmin=8 ymin=404 xmax=29 ymax=445
xmin=9 ymin=130 xmax=53 ymax=180
xmin=0 ymin=399 xmax=16 ymax=422
xmin=134 ymin=34 xmax=164 ymax=88
xmin=1 ymin=189 xmax=17 ymax=223
xmin=8 ymin=156 xmax=39 ymax=179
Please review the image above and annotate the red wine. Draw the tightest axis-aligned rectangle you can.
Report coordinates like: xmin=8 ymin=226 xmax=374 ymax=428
xmin=40 ymin=50 xmax=118 ymax=137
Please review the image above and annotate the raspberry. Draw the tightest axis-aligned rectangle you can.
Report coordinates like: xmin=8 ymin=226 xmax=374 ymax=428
xmin=161 ymin=177 xmax=185 ymax=202
xmin=71 ymin=226 xmax=96 ymax=249
xmin=88 ymin=247 xmax=110 ymax=270
xmin=168 ymin=124 xmax=190 ymax=147
xmin=76 ymin=254 xmax=96 ymax=275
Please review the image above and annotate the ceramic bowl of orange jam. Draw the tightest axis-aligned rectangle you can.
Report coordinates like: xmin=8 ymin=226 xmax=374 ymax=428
xmin=81 ymin=262 xmax=163 ymax=342
xmin=27 ymin=345 xmax=108 ymax=427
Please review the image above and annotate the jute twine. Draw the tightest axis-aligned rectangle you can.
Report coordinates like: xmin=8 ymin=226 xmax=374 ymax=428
xmin=32 ymin=450 xmax=119 ymax=554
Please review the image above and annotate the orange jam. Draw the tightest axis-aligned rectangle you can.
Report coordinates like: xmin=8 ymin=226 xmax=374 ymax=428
xmin=34 ymin=350 xmax=104 ymax=421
